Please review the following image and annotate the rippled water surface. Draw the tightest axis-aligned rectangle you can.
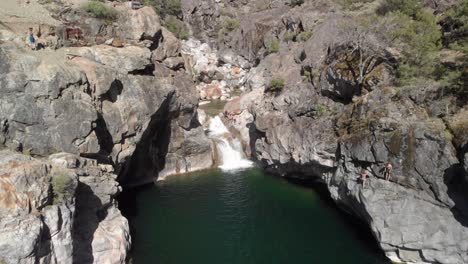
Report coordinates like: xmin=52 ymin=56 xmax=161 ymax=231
xmin=125 ymin=168 xmax=387 ymax=264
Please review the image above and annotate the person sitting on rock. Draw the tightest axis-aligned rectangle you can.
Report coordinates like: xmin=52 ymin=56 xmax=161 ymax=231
xmin=384 ymin=162 xmax=393 ymax=181
xmin=28 ymin=28 xmax=37 ymax=50
xmin=359 ymin=169 xmax=369 ymax=188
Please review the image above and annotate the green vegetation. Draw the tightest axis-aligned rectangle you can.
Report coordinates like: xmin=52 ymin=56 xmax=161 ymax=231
xmin=372 ymin=0 xmax=467 ymax=98
xmin=438 ymin=1 xmax=468 ymax=97
xmin=283 ymin=32 xmax=295 ymax=42
xmin=338 ymin=0 xmax=376 ymax=10
xmin=303 ymin=69 xmax=312 ymax=82
xmin=376 ymin=0 xmax=422 ymax=16
xmin=51 ymin=171 xmax=73 ymax=204
xmin=390 ymin=10 xmax=441 ymax=84
xmin=266 ymin=78 xmax=285 ymax=93
xmin=315 ymin=104 xmax=326 ymax=116
xmin=224 ymin=18 xmax=240 ymax=32
xmin=165 ymin=0 xmax=182 ymax=16
xmin=81 ymin=0 xmax=118 ymax=20
xmin=297 ymin=31 xmax=313 ymax=42
xmin=142 ymin=0 xmax=181 ymax=18
xmin=266 ymin=39 xmax=279 ymax=54
xmin=443 ymin=130 xmax=454 ymax=141
xmin=165 ymin=16 xmax=189 ymax=40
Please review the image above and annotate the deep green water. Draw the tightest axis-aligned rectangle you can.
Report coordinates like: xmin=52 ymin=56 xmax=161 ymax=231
xmin=124 ymin=168 xmax=387 ymax=264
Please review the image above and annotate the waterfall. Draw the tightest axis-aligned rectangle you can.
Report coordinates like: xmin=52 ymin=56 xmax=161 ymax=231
xmin=208 ymin=116 xmax=253 ymax=171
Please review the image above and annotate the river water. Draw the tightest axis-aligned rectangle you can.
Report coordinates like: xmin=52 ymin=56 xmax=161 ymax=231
xmin=123 ymin=168 xmax=388 ymax=264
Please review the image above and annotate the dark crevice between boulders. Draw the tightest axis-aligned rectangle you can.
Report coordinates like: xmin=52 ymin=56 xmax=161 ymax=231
xmin=128 ymin=64 xmax=156 ymax=76
xmin=444 ymin=163 xmax=468 ymax=227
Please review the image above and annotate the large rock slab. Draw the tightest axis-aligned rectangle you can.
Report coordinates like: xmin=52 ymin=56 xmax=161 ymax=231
xmin=72 ymin=45 xmax=152 ymax=73
xmin=116 ymin=6 xmax=162 ymax=41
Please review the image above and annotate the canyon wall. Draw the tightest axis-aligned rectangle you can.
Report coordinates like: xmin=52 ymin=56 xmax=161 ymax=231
xmin=0 ymin=4 xmax=213 ymax=263
xmin=181 ymin=0 xmax=468 ymax=263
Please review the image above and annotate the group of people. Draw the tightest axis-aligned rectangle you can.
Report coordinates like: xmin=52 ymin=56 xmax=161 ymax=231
xmin=358 ymin=162 xmax=393 ymax=188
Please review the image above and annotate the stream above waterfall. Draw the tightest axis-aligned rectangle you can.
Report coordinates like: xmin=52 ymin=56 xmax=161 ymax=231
xmin=121 ymin=168 xmax=388 ymax=264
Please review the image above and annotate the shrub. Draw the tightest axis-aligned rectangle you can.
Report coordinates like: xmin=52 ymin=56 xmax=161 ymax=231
xmin=390 ymin=10 xmax=441 ymax=84
xmin=266 ymin=39 xmax=279 ymax=54
xmin=81 ymin=0 xmax=118 ymax=20
xmin=266 ymin=78 xmax=285 ymax=93
xmin=166 ymin=0 xmax=182 ymax=16
xmin=165 ymin=16 xmax=189 ymax=40
xmin=224 ymin=18 xmax=240 ymax=32
xmin=339 ymin=0 xmax=376 ymax=10
xmin=303 ymin=69 xmax=312 ymax=82
xmin=283 ymin=32 xmax=295 ymax=42
xmin=51 ymin=171 xmax=72 ymax=204
xmin=142 ymin=0 xmax=181 ymax=17
xmin=438 ymin=1 xmax=468 ymax=97
xmin=297 ymin=31 xmax=312 ymax=42
xmin=315 ymin=104 xmax=326 ymax=116
xmin=376 ymin=0 xmax=423 ymax=16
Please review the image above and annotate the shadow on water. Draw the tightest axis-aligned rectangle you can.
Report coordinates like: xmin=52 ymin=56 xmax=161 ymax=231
xmin=118 ymin=183 xmax=154 ymax=263
xmin=284 ymin=176 xmax=389 ymax=262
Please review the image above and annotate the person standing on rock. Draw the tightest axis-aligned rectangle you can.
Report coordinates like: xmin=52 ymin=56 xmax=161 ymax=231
xmin=28 ymin=28 xmax=37 ymax=50
xmin=359 ymin=169 xmax=369 ymax=188
xmin=384 ymin=162 xmax=393 ymax=181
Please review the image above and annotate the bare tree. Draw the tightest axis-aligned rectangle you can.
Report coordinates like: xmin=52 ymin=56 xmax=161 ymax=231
xmin=336 ymin=17 xmax=387 ymax=89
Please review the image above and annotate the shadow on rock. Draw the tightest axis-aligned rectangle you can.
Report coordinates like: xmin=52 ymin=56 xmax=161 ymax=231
xmin=118 ymin=95 xmax=173 ymax=186
xmin=72 ymin=182 xmax=104 ymax=264
xmin=444 ymin=164 xmax=468 ymax=227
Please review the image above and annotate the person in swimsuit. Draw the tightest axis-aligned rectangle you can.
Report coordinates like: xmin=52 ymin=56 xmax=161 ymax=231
xmin=360 ymin=169 xmax=369 ymax=188
xmin=384 ymin=162 xmax=393 ymax=181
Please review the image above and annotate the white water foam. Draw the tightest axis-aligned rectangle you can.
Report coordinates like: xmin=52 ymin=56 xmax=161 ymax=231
xmin=208 ymin=116 xmax=253 ymax=171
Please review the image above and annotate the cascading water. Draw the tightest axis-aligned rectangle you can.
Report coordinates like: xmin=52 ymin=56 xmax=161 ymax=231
xmin=208 ymin=116 xmax=253 ymax=170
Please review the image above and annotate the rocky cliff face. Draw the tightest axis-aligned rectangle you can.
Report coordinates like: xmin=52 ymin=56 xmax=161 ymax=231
xmin=187 ymin=0 xmax=468 ymax=263
xmin=0 ymin=3 xmax=214 ymax=264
